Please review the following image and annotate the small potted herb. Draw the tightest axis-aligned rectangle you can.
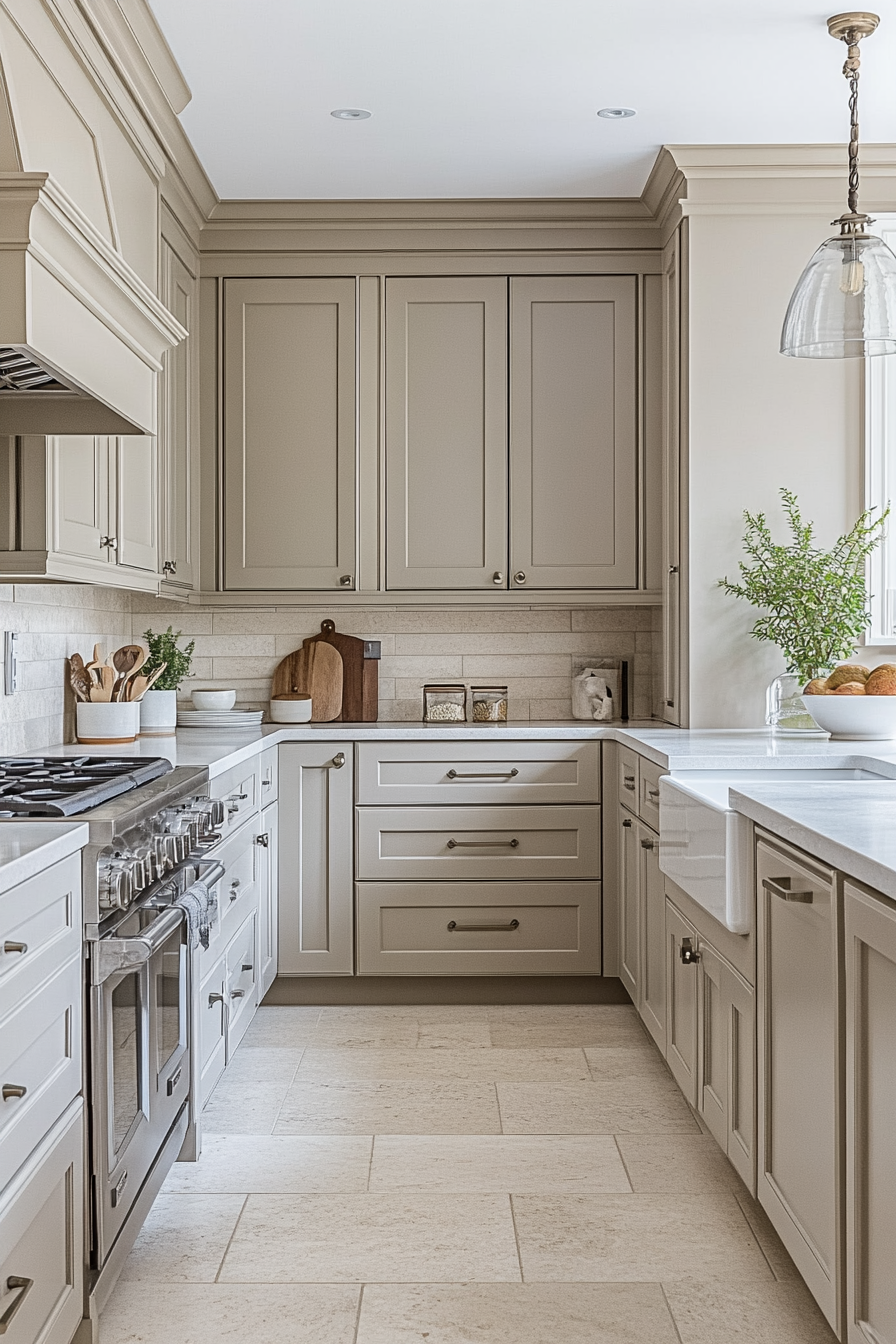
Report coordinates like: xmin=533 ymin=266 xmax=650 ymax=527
xmin=719 ymin=489 xmax=888 ymax=733
xmin=139 ymin=626 xmax=195 ymax=735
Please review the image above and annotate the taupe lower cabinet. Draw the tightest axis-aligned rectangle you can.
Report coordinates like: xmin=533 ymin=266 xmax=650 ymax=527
xmin=385 ymin=274 xmax=638 ymax=591
xmin=223 ymin=278 xmax=356 ymax=590
xmin=279 ymin=742 xmax=354 ymax=974
xmin=756 ymin=836 xmax=842 ymax=1334
xmin=843 ymin=880 xmax=896 ymax=1344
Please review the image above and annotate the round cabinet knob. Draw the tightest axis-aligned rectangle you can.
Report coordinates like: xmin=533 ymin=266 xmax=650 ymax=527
xmin=513 ymin=571 xmax=527 ymax=585
xmin=492 ymin=572 xmax=504 ymax=585
xmin=339 ymin=575 xmax=353 ymax=587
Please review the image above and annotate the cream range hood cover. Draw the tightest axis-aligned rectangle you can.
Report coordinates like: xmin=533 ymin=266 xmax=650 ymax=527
xmin=0 ymin=172 xmax=186 ymax=435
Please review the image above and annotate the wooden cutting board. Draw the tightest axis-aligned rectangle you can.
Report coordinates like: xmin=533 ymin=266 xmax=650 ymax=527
xmin=270 ymin=639 xmax=343 ymax=722
xmin=308 ymin=620 xmax=378 ymax=722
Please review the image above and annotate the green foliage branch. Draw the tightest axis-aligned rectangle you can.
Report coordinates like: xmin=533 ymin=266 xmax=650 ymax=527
xmin=142 ymin=625 xmax=195 ymax=691
xmin=718 ymin=489 xmax=889 ymax=684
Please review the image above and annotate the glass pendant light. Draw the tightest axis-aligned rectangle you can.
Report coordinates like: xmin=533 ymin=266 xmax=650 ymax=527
xmin=781 ymin=12 xmax=896 ymax=359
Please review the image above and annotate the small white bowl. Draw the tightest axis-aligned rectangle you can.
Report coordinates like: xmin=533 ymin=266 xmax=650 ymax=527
xmin=270 ymin=695 xmax=312 ymax=723
xmin=192 ymin=689 xmax=236 ymax=711
xmin=801 ymin=693 xmax=896 ymax=740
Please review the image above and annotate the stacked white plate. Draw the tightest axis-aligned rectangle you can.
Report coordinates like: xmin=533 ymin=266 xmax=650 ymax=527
xmin=176 ymin=708 xmax=264 ymax=730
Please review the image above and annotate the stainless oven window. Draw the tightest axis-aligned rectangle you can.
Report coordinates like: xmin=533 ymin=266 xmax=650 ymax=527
xmin=110 ymin=971 xmax=146 ymax=1153
xmin=155 ymin=940 xmax=186 ymax=1080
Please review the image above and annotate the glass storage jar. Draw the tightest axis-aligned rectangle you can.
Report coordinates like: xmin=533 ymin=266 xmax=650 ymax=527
xmin=423 ymin=684 xmax=467 ymax=723
xmin=471 ymin=685 xmax=508 ymax=722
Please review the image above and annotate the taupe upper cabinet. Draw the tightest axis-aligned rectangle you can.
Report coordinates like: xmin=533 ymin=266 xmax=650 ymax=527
xmin=160 ymin=240 xmax=198 ymax=591
xmin=223 ymin=278 xmax=356 ymax=590
xmin=385 ymin=276 xmax=508 ymax=590
xmin=509 ymin=276 xmax=637 ymax=589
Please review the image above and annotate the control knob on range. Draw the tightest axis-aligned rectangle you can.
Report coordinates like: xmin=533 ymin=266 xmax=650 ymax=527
xmin=98 ymin=856 xmax=134 ymax=910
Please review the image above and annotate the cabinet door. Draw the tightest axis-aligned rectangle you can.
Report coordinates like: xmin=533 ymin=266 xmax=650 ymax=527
xmin=843 ymin=880 xmax=896 ymax=1344
xmin=698 ymin=941 xmax=728 ymax=1152
xmin=385 ymin=276 xmax=507 ymax=590
xmin=638 ymin=821 xmax=665 ymax=1050
xmin=665 ymin=898 xmax=698 ymax=1105
xmin=198 ymin=962 xmax=227 ymax=1109
xmin=662 ymin=229 xmax=683 ymax=722
xmin=509 ymin=276 xmax=637 ymax=589
xmin=256 ymin=801 xmax=279 ymax=998
xmin=160 ymin=240 xmax=198 ymax=590
xmin=756 ymin=839 xmax=841 ymax=1333
xmin=114 ymin=435 xmax=158 ymax=573
xmin=278 ymin=743 xmax=353 ymax=974
xmin=223 ymin=278 xmax=356 ymax=590
xmin=725 ymin=958 xmax=755 ymax=1192
xmin=50 ymin=435 xmax=110 ymax=563
xmin=618 ymin=807 xmax=639 ymax=1002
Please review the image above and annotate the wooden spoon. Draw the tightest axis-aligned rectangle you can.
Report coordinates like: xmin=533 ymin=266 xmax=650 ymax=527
xmin=69 ymin=662 xmax=93 ymax=702
xmin=110 ymin=645 xmax=146 ymax=701
xmin=127 ymin=663 xmax=167 ymax=702
xmin=89 ymin=665 xmax=116 ymax=702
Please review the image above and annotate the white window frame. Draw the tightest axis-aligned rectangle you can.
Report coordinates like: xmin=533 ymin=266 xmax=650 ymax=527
xmin=865 ymin=216 xmax=896 ymax=642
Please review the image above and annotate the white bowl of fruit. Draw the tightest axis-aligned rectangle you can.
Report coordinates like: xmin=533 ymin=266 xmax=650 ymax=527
xmin=802 ymin=664 xmax=896 ymax=739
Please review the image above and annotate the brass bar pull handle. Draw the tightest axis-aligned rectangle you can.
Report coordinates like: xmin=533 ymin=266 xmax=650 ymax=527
xmin=0 ymin=1276 xmax=33 ymax=1332
xmin=448 ymin=919 xmax=520 ymax=932
xmin=331 ymin=752 xmax=346 ymax=769
xmin=2 ymin=942 xmax=26 ymax=955
xmin=447 ymin=769 xmax=519 ymax=779
xmin=1 ymin=1085 xmax=26 ymax=1101
xmin=447 ymin=838 xmax=519 ymax=849
xmin=762 ymin=876 xmax=814 ymax=904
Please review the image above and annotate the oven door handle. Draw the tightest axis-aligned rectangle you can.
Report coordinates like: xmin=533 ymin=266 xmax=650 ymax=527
xmin=194 ymin=859 xmax=225 ymax=889
xmin=92 ymin=906 xmax=185 ymax=986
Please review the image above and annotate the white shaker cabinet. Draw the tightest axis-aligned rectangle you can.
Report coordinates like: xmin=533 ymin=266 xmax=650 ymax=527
xmin=278 ymin=743 xmax=354 ymax=974
xmin=756 ymin=836 xmax=842 ymax=1335
xmin=842 ymin=879 xmax=896 ymax=1344
xmin=256 ymin=801 xmax=279 ymax=999
xmin=222 ymin=278 xmax=357 ymax=591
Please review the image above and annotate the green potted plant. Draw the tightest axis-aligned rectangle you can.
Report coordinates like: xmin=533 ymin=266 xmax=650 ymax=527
xmin=719 ymin=489 xmax=888 ymax=733
xmin=139 ymin=625 xmax=196 ymax=735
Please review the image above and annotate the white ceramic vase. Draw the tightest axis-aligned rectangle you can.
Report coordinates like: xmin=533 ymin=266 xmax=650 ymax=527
xmin=76 ymin=701 xmax=140 ymax=744
xmin=140 ymin=687 xmax=178 ymax=736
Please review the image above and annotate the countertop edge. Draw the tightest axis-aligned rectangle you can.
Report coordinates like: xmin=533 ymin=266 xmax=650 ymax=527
xmin=0 ymin=822 xmax=90 ymax=895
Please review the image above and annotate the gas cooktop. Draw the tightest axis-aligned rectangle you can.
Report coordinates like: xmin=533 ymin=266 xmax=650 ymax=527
xmin=0 ymin=756 xmax=173 ymax=816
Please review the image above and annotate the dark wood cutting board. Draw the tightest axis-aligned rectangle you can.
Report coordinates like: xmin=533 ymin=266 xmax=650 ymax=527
xmin=270 ymin=639 xmax=343 ymax=721
xmin=308 ymin=620 xmax=379 ymax=722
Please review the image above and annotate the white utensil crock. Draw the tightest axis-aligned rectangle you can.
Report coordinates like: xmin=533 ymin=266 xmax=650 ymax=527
xmin=139 ymin=687 xmax=178 ymax=736
xmin=76 ymin=701 xmax=140 ymax=744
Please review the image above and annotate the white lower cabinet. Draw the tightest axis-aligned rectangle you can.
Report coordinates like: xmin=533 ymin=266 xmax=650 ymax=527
xmin=197 ymin=960 xmax=227 ymax=1110
xmin=256 ymin=802 xmax=279 ymax=999
xmin=0 ymin=1099 xmax=84 ymax=1344
xmin=843 ymin=879 xmax=896 ymax=1344
xmin=279 ymin=743 xmax=354 ymax=975
xmin=756 ymin=836 xmax=842 ymax=1335
xmin=225 ymin=913 xmax=258 ymax=1056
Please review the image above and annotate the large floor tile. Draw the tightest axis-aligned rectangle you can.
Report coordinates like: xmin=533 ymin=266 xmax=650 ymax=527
xmin=274 ymin=1080 xmax=502 ymax=1135
xmin=221 ymin=1047 xmax=304 ymax=1084
xmin=118 ymin=1193 xmax=246 ymax=1282
xmin=201 ymin=1078 xmax=292 ymax=1135
xmin=663 ymin=1280 xmax=839 ymax=1343
xmin=239 ymin=1006 xmax=322 ymax=1048
xmin=585 ymin=1045 xmax=674 ymax=1080
xmin=356 ymin=1282 xmax=681 ymax=1344
xmin=296 ymin=1047 xmax=591 ymax=1082
xmin=488 ymin=1006 xmax=647 ymax=1049
xmin=498 ymin=1079 xmax=700 ymax=1134
xmin=369 ymin=1134 xmax=631 ymax=1194
xmin=162 ymin=1135 xmax=373 ymax=1193
xmin=732 ymin=1188 xmax=801 ymax=1280
xmin=219 ymin=1192 xmax=521 ymax=1283
xmin=512 ymin=1192 xmax=775 ymax=1282
xmin=615 ymin=1134 xmax=744 ymax=1192
xmin=100 ymin=1282 xmax=361 ymax=1344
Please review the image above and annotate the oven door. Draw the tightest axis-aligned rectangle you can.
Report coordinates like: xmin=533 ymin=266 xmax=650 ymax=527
xmin=90 ymin=905 xmax=190 ymax=1266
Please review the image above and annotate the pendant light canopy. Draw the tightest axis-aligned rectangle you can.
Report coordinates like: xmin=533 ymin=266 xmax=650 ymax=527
xmin=780 ymin=12 xmax=896 ymax=359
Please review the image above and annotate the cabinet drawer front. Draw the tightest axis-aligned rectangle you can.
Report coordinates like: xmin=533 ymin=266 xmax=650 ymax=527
xmin=226 ymin=912 xmax=258 ymax=1056
xmin=0 ymin=954 xmax=81 ymax=1194
xmin=357 ymin=741 xmax=600 ymax=804
xmin=0 ymin=1100 xmax=83 ymax=1344
xmin=356 ymin=806 xmax=600 ymax=880
xmin=618 ymin=746 xmax=639 ymax=810
xmin=0 ymin=855 xmax=80 ymax=1020
xmin=259 ymin=746 xmax=279 ymax=803
xmin=211 ymin=760 xmax=259 ymax=838
xmin=201 ymin=821 xmax=259 ymax=966
xmin=357 ymin=881 xmax=601 ymax=974
xmin=639 ymin=759 xmax=663 ymax=829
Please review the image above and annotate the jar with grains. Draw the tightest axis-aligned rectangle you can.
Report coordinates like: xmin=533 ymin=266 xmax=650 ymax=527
xmin=423 ymin=684 xmax=467 ymax=723
xmin=471 ymin=685 xmax=508 ymax=722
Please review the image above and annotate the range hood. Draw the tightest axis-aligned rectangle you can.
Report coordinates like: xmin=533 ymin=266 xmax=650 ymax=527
xmin=0 ymin=173 xmax=186 ymax=435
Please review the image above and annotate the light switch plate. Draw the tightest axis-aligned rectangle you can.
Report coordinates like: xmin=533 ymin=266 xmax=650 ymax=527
xmin=4 ymin=631 xmax=18 ymax=694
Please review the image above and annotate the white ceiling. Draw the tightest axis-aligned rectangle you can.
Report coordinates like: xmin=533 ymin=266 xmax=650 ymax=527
xmin=147 ymin=0 xmax=896 ymax=200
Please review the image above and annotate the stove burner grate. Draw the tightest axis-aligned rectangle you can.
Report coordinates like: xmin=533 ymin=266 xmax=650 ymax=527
xmin=0 ymin=756 xmax=173 ymax=815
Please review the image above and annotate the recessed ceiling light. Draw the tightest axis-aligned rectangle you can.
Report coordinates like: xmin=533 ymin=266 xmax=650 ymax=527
xmin=597 ymin=107 xmax=636 ymax=119
xmin=330 ymin=108 xmax=372 ymax=120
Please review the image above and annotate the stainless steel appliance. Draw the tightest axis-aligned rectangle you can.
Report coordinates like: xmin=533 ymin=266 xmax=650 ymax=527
xmin=0 ymin=756 xmax=225 ymax=1313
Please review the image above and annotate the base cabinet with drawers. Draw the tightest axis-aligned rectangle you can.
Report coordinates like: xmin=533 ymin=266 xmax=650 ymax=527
xmin=355 ymin=739 xmax=601 ymax=975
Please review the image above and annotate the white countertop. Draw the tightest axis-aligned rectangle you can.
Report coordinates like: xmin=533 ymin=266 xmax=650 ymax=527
xmin=0 ymin=822 xmax=89 ymax=896
xmin=616 ymin=727 xmax=896 ymax=775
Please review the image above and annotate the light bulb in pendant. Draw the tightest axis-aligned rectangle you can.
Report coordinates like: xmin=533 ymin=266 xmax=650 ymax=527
xmin=840 ymin=256 xmax=865 ymax=296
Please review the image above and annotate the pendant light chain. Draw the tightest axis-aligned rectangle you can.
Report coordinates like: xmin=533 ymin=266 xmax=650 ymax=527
xmin=844 ymin=38 xmax=861 ymax=218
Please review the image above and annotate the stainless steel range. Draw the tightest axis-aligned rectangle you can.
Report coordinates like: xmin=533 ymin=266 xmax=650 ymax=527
xmin=2 ymin=756 xmax=226 ymax=1313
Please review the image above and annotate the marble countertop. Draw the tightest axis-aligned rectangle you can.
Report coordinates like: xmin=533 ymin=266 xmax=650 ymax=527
xmin=616 ymin=727 xmax=896 ymax=776
xmin=0 ymin=822 xmax=89 ymax=896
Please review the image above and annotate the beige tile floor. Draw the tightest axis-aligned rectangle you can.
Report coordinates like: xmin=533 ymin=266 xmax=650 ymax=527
xmin=100 ymin=1003 xmax=838 ymax=1344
